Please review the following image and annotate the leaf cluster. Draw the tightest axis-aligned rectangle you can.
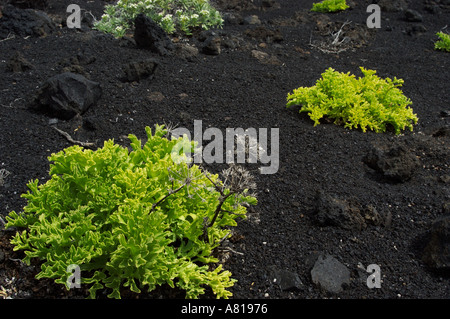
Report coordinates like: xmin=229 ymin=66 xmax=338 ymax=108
xmin=94 ymin=0 xmax=223 ymax=37
xmin=435 ymin=31 xmax=450 ymax=52
xmin=311 ymin=0 xmax=349 ymax=13
xmin=286 ymin=67 xmax=418 ymax=134
xmin=5 ymin=125 xmax=257 ymax=299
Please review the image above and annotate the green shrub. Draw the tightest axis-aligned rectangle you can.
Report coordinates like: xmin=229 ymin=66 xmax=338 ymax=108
xmin=5 ymin=125 xmax=257 ymax=299
xmin=434 ymin=31 xmax=450 ymax=52
xmin=311 ymin=0 xmax=349 ymax=13
xmin=94 ymin=0 xmax=224 ymax=37
xmin=286 ymin=67 xmax=418 ymax=134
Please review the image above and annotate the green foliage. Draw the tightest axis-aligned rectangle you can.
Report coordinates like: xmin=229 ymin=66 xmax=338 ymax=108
xmin=311 ymin=0 xmax=349 ymax=13
xmin=5 ymin=125 xmax=257 ymax=299
xmin=286 ymin=67 xmax=418 ymax=134
xmin=434 ymin=31 xmax=450 ymax=52
xmin=94 ymin=0 xmax=224 ymax=37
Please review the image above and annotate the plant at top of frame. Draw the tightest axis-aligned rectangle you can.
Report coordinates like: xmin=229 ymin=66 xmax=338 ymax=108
xmin=311 ymin=0 xmax=349 ymax=13
xmin=5 ymin=125 xmax=257 ymax=299
xmin=434 ymin=31 xmax=450 ymax=52
xmin=286 ymin=67 xmax=418 ymax=134
xmin=94 ymin=0 xmax=224 ymax=37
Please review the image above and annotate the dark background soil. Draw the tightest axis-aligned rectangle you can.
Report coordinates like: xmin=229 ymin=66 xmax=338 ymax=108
xmin=0 ymin=0 xmax=449 ymax=301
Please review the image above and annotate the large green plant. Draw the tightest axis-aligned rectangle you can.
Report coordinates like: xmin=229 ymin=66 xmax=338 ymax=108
xmin=94 ymin=0 xmax=223 ymax=37
xmin=286 ymin=67 xmax=418 ymax=134
xmin=5 ymin=125 xmax=257 ymax=299
xmin=311 ymin=0 xmax=349 ymax=13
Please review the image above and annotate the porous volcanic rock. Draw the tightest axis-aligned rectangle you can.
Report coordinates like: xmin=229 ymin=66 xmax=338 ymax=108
xmin=363 ymin=142 xmax=420 ymax=183
xmin=422 ymin=204 xmax=450 ymax=269
xmin=32 ymin=72 xmax=102 ymax=120
xmin=134 ymin=13 xmax=174 ymax=56
xmin=0 ymin=4 xmax=56 ymax=38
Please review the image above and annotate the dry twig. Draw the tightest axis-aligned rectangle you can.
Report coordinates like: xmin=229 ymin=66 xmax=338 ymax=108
xmin=0 ymin=33 xmax=15 ymax=42
xmin=52 ymin=126 xmax=95 ymax=148
xmin=309 ymin=20 xmax=352 ymax=54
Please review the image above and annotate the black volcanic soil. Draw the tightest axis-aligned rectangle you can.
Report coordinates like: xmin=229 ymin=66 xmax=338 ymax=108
xmin=0 ymin=0 xmax=449 ymax=300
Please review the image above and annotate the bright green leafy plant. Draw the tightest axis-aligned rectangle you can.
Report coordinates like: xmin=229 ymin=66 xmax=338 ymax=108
xmin=94 ymin=0 xmax=224 ymax=37
xmin=5 ymin=125 xmax=257 ymax=299
xmin=434 ymin=31 xmax=450 ymax=52
xmin=286 ymin=67 xmax=418 ymax=134
xmin=311 ymin=0 xmax=349 ymax=13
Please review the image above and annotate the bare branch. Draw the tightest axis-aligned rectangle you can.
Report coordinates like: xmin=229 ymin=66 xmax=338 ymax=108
xmin=150 ymin=183 xmax=186 ymax=214
xmin=0 ymin=33 xmax=15 ymax=42
xmin=52 ymin=126 xmax=96 ymax=148
xmin=309 ymin=20 xmax=352 ymax=54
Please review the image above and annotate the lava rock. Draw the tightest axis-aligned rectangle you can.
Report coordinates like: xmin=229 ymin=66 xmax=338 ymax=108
xmin=376 ymin=0 xmax=408 ymax=12
xmin=261 ymin=0 xmax=281 ymax=10
xmin=314 ymin=191 xmax=366 ymax=231
xmin=433 ymin=125 xmax=450 ymax=138
xmin=244 ymin=15 xmax=261 ymax=25
xmin=221 ymin=36 xmax=240 ymax=49
xmin=311 ymin=254 xmax=350 ymax=294
xmin=175 ymin=43 xmax=199 ymax=61
xmin=222 ymin=12 xmax=243 ymax=25
xmin=406 ymin=24 xmax=427 ymax=36
xmin=269 ymin=266 xmax=303 ymax=292
xmin=122 ymin=59 xmax=159 ymax=82
xmin=6 ymin=51 xmax=34 ymax=72
xmin=251 ymin=49 xmax=269 ymax=61
xmin=215 ymin=0 xmax=258 ymax=11
xmin=245 ymin=26 xmax=283 ymax=43
xmin=32 ymin=72 xmax=102 ymax=120
xmin=404 ymin=9 xmax=423 ymax=22
xmin=9 ymin=0 xmax=48 ymax=9
xmin=134 ymin=13 xmax=174 ymax=55
xmin=363 ymin=143 xmax=419 ymax=183
xmin=0 ymin=4 xmax=56 ymax=38
xmin=201 ymin=35 xmax=221 ymax=55
xmin=422 ymin=204 xmax=450 ymax=269
xmin=251 ymin=50 xmax=282 ymax=65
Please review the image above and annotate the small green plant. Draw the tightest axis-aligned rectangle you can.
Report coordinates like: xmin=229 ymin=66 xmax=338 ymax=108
xmin=286 ymin=67 xmax=418 ymax=134
xmin=5 ymin=125 xmax=257 ymax=299
xmin=94 ymin=0 xmax=224 ymax=37
xmin=434 ymin=31 xmax=450 ymax=52
xmin=311 ymin=0 xmax=349 ymax=13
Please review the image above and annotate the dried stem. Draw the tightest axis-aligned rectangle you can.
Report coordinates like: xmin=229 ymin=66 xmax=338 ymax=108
xmin=150 ymin=183 xmax=186 ymax=214
xmin=202 ymin=164 xmax=256 ymax=242
xmin=52 ymin=126 xmax=96 ymax=148
xmin=207 ymin=192 xmax=234 ymax=229
xmin=309 ymin=20 xmax=352 ymax=54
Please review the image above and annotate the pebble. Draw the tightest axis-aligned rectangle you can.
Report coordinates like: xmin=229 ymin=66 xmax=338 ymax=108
xmin=244 ymin=15 xmax=261 ymax=25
